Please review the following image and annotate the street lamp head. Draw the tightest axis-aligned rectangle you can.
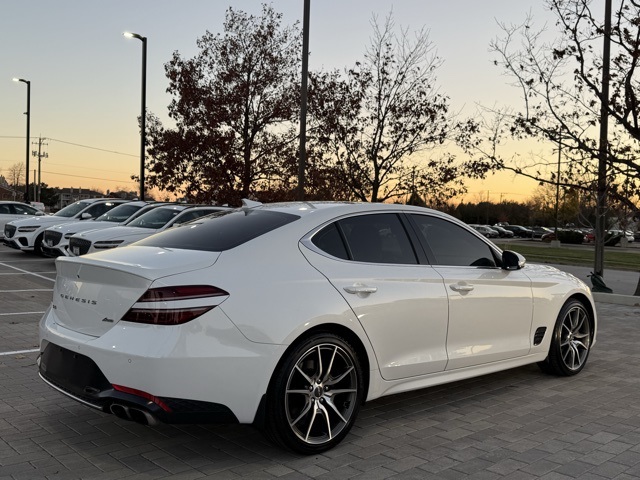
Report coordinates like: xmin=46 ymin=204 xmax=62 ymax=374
xmin=12 ymin=77 xmax=29 ymax=85
xmin=123 ymin=31 xmax=146 ymax=41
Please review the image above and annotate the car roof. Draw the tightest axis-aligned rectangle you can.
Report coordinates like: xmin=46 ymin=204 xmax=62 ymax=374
xmin=229 ymin=201 xmax=469 ymax=233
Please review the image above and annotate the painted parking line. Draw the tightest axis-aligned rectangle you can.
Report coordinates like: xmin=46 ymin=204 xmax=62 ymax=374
xmin=0 ymin=272 xmax=56 ymax=275
xmin=0 ymin=259 xmax=54 ymax=263
xmin=0 ymin=311 xmax=46 ymax=316
xmin=0 ymin=262 xmax=55 ymax=282
xmin=0 ymin=289 xmax=53 ymax=293
xmin=0 ymin=348 xmax=39 ymax=356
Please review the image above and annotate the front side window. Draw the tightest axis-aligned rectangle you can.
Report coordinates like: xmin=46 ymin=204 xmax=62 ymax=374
xmin=410 ymin=214 xmax=497 ymax=267
xmin=12 ymin=204 xmax=38 ymax=215
xmin=312 ymin=213 xmax=417 ymax=265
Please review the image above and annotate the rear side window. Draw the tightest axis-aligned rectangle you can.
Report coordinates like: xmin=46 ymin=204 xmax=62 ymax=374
xmin=311 ymin=223 xmax=349 ymax=260
xmin=312 ymin=213 xmax=417 ymax=265
xmin=134 ymin=209 xmax=300 ymax=251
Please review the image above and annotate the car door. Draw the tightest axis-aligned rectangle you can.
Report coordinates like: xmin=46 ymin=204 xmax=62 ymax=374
xmin=300 ymin=212 xmax=449 ymax=381
xmin=408 ymin=214 xmax=534 ymax=371
xmin=0 ymin=204 xmax=16 ymax=233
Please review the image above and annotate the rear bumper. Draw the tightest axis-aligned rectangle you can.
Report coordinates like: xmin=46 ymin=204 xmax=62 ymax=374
xmin=38 ymin=306 xmax=285 ymax=424
xmin=38 ymin=343 xmax=238 ymax=424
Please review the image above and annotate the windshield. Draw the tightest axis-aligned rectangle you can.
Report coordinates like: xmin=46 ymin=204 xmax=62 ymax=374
xmin=54 ymin=201 xmax=91 ymax=218
xmin=95 ymin=204 xmax=142 ymax=223
xmin=127 ymin=207 xmax=184 ymax=229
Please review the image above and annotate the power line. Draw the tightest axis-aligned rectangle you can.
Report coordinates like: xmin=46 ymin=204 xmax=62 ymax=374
xmin=47 ymin=138 xmax=137 ymax=157
xmin=41 ymin=170 xmax=135 ymax=184
xmin=46 ymin=161 xmax=133 ymax=175
xmin=2 ymin=136 xmax=137 ymax=158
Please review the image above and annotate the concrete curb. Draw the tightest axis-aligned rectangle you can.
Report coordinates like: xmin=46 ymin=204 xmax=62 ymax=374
xmin=592 ymin=292 xmax=640 ymax=307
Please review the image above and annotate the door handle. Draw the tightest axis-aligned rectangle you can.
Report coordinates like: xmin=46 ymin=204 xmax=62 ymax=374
xmin=450 ymin=283 xmax=474 ymax=292
xmin=344 ymin=284 xmax=378 ymax=295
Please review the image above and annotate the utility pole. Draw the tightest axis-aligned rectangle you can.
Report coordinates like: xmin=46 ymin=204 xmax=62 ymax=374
xmin=31 ymin=136 xmax=48 ymax=202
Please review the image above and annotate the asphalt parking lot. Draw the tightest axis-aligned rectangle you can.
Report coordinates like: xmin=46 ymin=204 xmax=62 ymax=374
xmin=2 ymin=246 xmax=640 ymax=479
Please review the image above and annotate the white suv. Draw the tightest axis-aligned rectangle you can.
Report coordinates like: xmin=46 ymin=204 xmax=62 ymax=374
xmin=40 ymin=201 xmax=167 ymax=257
xmin=68 ymin=205 xmax=229 ymax=256
xmin=4 ymin=198 xmax=129 ymax=255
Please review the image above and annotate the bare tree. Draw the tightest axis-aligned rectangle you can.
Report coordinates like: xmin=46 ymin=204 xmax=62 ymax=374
xmin=467 ymin=1 xmax=640 ymax=208
xmin=312 ymin=13 xmax=470 ymax=203
xmin=7 ymin=162 xmax=24 ymax=194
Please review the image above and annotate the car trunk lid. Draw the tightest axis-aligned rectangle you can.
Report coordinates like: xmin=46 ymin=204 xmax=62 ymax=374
xmin=52 ymin=247 xmax=220 ymax=336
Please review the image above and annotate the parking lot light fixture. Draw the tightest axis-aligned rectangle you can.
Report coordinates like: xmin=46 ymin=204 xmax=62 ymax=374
xmin=123 ymin=31 xmax=147 ymax=201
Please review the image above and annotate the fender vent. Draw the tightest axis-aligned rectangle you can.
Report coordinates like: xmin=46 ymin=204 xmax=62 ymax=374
xmin=533 ymin=327 xmax=547 ymax=346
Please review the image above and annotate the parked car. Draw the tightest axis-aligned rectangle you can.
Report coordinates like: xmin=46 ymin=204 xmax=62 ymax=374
xmin=41 ymin=201 xmax=169 ymax=257
xmin=584 ymin=229 xmax=635 ymax=244
xmin=469 ymin=224 xmax=499 ymax=238
xmin=541 ymin=229 xmax=584 ymax=244
xmin=0 ymin=201 xmax=45 ymax=239
xmin=530 ymin=226 xmax=554 ymax=239
xmin=3 ymin=198 xmax=129 ymax=254
xmin=607 ymin=229 xmax=635 ymax=243
xmin=39 ymin=201 xmax=597 ymax=454
xmin=489 ymin=225 xmax=514 ymax=238
xmin=67 ymin=204 xmax=229 ymax=256
xmin=501 ymin=225 xmax=534 ymax=238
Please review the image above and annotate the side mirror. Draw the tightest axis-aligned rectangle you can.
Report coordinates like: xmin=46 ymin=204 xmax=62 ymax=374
xmin=80 ymin=213 xmax=93 ymax=220
xmin=502 ymin=250 xmax=526 ymax=270
xmin=35 ymin=211 xmax=45 ymax=216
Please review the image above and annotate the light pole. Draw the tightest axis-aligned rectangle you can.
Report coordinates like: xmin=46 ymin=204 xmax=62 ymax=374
xmin=124 ymin=31 xmax=147 ymax=201
xmin=297 ymin=0 xmax=310 ymax=201
xmin=13 ymin=77 xmax=30 ymax=203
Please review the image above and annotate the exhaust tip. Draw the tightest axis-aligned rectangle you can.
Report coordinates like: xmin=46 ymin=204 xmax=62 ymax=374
xmin=129 ymin=408 xmax=158 ymax=426
xmin=109 ymin=403 xmax=158 ymax=426
xmin=110 ymin=404 xmax=129 ymax=420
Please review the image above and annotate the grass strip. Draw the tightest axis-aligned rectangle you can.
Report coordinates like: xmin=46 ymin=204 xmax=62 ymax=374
xmin=495 ymin=243 xmax=640 ymax=271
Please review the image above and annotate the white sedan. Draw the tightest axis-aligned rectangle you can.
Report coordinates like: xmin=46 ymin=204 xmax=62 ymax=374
xmin=38 ymin=201 xmax=596 ymax=454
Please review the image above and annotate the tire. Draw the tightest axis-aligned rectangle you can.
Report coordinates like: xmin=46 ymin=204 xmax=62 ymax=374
xmin=33 ymin=233 xmax=44 ymax=256
xmin=538 ymin=299 xmax=592 ymax=376
xmin=264 ymin=333 xmax=364 ymax=454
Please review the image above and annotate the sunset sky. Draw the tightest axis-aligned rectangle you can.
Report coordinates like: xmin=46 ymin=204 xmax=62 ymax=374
xmin=1 ymin=0 xmax=558 ymax=202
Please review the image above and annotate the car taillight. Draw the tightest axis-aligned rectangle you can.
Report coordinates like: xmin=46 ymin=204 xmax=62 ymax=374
xmin=120 ymin=285 xmax=228 ymax=325
xmin=137 ymin=285 xmax=227 ymax=302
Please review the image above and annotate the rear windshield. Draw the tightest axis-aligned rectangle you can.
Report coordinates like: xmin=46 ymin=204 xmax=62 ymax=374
xmin=134 ymin=209 xmax=300 ymax=252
